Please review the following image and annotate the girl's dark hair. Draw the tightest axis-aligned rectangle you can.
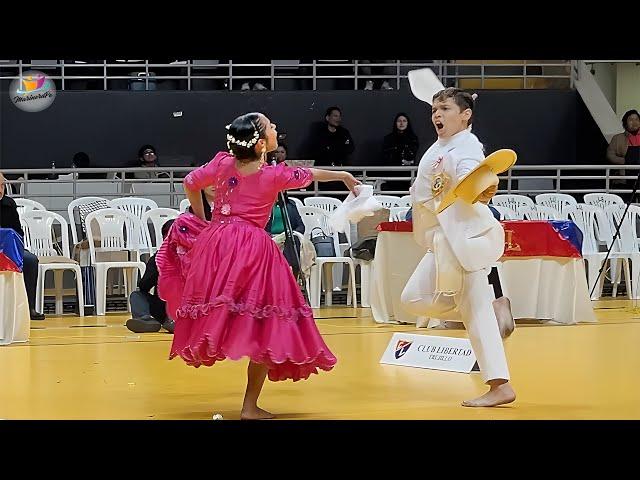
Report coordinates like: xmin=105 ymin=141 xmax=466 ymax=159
xmin=226 ymin=112 xmax=267 ymax=161
xmin=391 ymin=112 xmax=417 ymax=137
xmin=432 ymin=87 xmax=476 ymax=125
xmin=622 ymin=109 xmax=640 ymax=131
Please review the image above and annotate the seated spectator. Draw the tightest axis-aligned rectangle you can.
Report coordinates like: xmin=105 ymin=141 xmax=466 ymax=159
xmin=236 ymin=59 xmax=269 ymax=91
xmin=0 ymin=172 xmax=45 ymax=320
xmin=72 ymin=152 xmax=106 ymax=179
xmin=265 ymin=195 xmax=305 ymax=276
xmin=274 ymin=143 xmax=288 ymax=164
xmin=360 ymin=60 xmax=395 ymax=90
xmin=126 ymin=219 xmax=176 ymax=333
xmin=264 ymin=145 xmax=306 ymax=276
xmin=133 ymin=145 xmax=169 ymax=179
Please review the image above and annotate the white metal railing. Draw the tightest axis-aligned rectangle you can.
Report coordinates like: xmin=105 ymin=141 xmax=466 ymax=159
xmin=2 ymin=163 xmax=639 ymax=213
xmin=0 ymin=60 xmax=574 ymax=91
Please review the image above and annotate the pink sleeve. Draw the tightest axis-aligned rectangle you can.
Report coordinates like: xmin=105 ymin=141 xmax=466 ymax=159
xmin=273 ymin=163 xmax=314 ymax=191
xmin=184 ymin=153 xmax=226 ymax=191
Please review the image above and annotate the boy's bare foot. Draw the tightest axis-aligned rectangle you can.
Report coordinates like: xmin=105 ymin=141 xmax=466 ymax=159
xmin=462 ymin=382 xmax=516 ymax=407
xmin=493 ymin=296 xmax=515 ymax=339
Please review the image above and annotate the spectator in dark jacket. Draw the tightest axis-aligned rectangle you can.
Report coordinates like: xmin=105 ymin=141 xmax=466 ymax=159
xmin=381 ymin=112 xmax=420 ymax=192
xmin=126 ymin=219 xmax=176 ymax=333
xmin=309 ymin=106 xmax=355 ymax=166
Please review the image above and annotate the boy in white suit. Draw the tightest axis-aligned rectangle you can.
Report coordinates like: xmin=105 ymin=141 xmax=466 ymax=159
xmin=400 ymin=87 xmax=516 ymax=407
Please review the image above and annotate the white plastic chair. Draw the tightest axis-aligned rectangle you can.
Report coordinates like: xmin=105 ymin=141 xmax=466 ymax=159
xmin=67 ymin=197 xmax=112 ymax=249
xmin=564 ymin=204 xmax=617 ymax=300
xmin=583 ymin=193 xmax=624 ymax=209
xmin=519 ymin=204 xmax=559 ymax=220
xmin=603 ymin=204 xmax=640 ymax=299
xmin=21 ymin=211 xmax=84 ymax=316
xmin=14 ymin=198 xmax=46 ymax=217
xmin=535 ymin=193 xmax=577 ymax=220
xmin=111 ymin=197 xmax=158 ymax=257
xmin=130 ymin=182 xmax=172 ymax=208
xmin=398 ymin=195 xmax=412 ymax=207
xmin=491 ymin=194 xmax=533 ymax=218
xmin=143 ymin=208 xmax=180 ymax=254
xmin=583 ymin=194 xmax=623 ymax=249
xmin=492 ymin=205 xmax=518 ymax=220
xmin=304 ymin=197 xmax=350 ymax=290
xmin=289 ymin=196 xmax=304 ymax=210
xmin=179 ymin=198 xmax=190 ymax=213
xmin=372 ymin=195 xmax=402 ymax=209
xmin=304 ymin=196 xmax=342 ymax=213
xmin=85 ymin=208 xmax=146 ymax=316
xmin=298 ymin=206 xmax=357 ymax=309
xmin=390 ymin=206 xmax=410 ymax=222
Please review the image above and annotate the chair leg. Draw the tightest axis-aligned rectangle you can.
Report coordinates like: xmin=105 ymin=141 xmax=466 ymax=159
xmin=611 ymin=258 xmax=620 ymax=297
xmin=106 ymin=269 xmax=114 ymax=296
xmin=309 ymin=265 xmax=322 ymax=308
xmin=73 ymin=266 xmax=85 ymax=317
xmin=623 ymin=259 xmax=633 ymax=299
xmin=348 ymin=262 xmax=357 ymax=309
xmin=54 ymin=270 xmax=64 ymax=315
xmin=587 ymin=258 xmax=605 ymax=300
xmin=631 ymin=255 xmax=640 ymax=300
xmin=125 ymin=268 xmax=136 ymax=313
xmin=36 ymin=266 xmax=44 ymax=313
xmin=324 ymin=264 xmax=333 ymax=306
xmin=305 ymin=276 xmax=312 ymax=304
xmin=95 ymin=264 xmax=108 ymax=316
xmin=361 ymin=262 xmax=371 ymax=308
xmin=332 ymin=263 xmax=343 ymax=292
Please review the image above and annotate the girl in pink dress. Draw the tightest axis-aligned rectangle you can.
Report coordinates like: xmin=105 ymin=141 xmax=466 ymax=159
xmin=157 ymin=112 xmax=360 ymax=419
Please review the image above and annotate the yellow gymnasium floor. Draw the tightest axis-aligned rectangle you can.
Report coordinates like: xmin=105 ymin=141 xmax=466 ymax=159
xmin=0 ymin=300 xmax=638 ymax=420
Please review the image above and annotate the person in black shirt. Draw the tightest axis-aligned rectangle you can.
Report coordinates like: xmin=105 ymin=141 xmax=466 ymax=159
xmin=0 ymin=172 xmax=45 ymax=320
xmin=125 ymin=219 xmax=176 ymax=333
xmin=310 ymin=106 xmax=355 ymax=167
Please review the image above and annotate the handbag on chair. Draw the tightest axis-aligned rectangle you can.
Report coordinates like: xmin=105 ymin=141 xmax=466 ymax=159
xmin=310 ymin=227 xmax=336 ymax=257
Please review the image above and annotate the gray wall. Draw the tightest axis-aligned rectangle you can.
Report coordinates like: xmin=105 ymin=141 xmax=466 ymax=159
xmin=0 ymin=89 xmax=606 ymax=170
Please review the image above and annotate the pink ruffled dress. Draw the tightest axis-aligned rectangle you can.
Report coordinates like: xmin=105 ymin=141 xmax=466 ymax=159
xmin=156 ymin=152 xmax=336 ymax=381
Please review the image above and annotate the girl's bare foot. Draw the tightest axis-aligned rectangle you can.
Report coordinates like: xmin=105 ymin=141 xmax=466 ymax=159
xmin=240 ymin=406 xmax=275 ymax=420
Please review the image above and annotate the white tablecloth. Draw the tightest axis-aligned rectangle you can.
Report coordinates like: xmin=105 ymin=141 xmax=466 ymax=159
xmin=370 ymin=231 xmax=597 ymax=325
xmin=0 ymin=272 xmax=31 ymax=345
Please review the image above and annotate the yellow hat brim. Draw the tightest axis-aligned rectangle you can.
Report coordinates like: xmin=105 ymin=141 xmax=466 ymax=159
xmin=436 ymin=149 xmax=517 ymax=214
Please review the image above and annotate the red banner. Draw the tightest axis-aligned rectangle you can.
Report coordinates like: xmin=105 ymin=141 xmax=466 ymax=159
xmin=500 ymin=221 xmax=582 ymax=258
xmin=377 ymin=220 xmax=582 ymax=258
